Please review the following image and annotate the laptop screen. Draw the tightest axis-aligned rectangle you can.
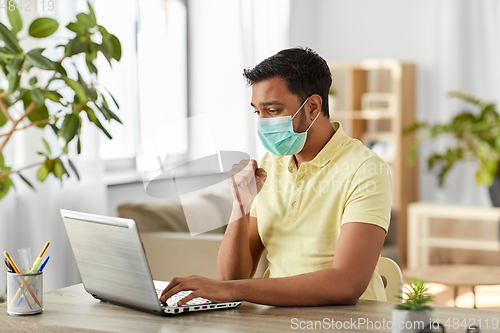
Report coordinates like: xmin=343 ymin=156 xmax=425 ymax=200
xmin=61 ymin=209 xmax=162 ymax=313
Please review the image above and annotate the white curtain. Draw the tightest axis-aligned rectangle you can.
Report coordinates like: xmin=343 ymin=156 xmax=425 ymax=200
xmin=0 ymin=0 xmax=108 ymax=294
xmin=188 ymin=0 xmax=290 ymax=162
xmin=418 ymin=0 xmax=500 ymax=207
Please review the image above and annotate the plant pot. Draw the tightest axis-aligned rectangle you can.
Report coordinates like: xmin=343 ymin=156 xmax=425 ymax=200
xmin=488 ymin=176 xmax=500 ymax=207
xmin=392 ymin=309 xmax=433 ymax=333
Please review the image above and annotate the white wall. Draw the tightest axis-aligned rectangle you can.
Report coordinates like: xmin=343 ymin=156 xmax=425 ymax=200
xmin=290 ymin=0 xmax=500 ymax=207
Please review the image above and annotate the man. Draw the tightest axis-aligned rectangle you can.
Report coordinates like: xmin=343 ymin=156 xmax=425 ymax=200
xmin=161 ymin=47 xmax=392 ymax=306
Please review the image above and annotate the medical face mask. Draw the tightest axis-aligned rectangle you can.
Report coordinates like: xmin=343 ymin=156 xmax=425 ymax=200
xmin=257 ymin=97 xmax=321 ymax=156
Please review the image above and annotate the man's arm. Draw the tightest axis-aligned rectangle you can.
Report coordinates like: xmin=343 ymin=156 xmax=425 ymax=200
xmin=217 ymin=159 xmax=266 ymax=280
xmin=217 ymin=212 xmax=264 ymax=280
xmin=161 ymin=222 xmax=386 ymax=306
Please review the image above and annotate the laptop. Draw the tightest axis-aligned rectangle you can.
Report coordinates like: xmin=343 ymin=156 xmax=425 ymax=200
xmin=60 ymin=209 xmax=242 ymax=315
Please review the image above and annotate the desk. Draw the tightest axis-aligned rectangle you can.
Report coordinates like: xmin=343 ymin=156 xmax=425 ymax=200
xmin=1 ymin=284 xmax=500 ymax=332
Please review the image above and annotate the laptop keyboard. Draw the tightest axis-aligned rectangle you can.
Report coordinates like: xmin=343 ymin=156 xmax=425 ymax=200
xmin=156 ymin=289 xmax=212 ymax=307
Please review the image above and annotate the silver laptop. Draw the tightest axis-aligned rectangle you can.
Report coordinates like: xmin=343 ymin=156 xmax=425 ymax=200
xmin=60 ymin=209 xmax=241 ymax=315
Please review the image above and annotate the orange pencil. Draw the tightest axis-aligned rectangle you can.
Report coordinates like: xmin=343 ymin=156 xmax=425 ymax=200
xmin=38 ymin=242 xmax=49 ymax=258
xmin=3 ymin=252 xmax=41 ymax=307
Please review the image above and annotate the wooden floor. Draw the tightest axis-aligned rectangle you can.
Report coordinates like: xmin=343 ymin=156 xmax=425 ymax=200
xmin=403 ymin=282 xmax=500 ymax=311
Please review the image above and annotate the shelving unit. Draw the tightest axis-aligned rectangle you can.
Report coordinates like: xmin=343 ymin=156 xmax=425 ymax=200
xmin=407 ymin=202 xmax=500 ymax=269
xmin=328 ymin=60 xmax=419 ymax=266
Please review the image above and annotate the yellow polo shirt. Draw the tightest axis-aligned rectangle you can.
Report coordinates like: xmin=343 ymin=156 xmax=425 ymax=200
xmin=250 ymin=121 xmax=392 ymax=301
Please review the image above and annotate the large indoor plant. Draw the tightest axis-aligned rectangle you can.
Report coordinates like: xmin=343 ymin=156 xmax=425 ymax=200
xmin=392 ymin=278 xmax=433 ymax=333
xmin=0 ymin=2 xmax=122 ymax=200
xmin=405 ymin=91 xmax=500 ymax=205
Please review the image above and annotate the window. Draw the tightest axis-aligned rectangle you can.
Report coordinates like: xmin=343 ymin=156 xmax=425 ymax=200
xmin=95 ymin=0 xmax=188 ymax=173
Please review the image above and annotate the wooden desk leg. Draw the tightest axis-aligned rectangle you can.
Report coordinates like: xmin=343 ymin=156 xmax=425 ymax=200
xmin=453 ymin=286 xmax=458 ymax=307
xmin=472 ymin=286 xmax=476 ymax=309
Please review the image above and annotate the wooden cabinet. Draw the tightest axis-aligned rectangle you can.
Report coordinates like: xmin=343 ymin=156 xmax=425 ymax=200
xmin=328 ymin=60 xmax=419 ymax=266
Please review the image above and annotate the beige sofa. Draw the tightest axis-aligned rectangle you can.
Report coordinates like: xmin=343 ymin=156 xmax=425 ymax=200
xmin=140 ymin=232 xmax=267 ymax=281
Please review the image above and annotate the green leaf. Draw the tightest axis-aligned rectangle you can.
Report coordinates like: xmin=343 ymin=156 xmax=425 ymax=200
xmin=31 ymin=88 xmax=44 ymax=104
xmin=6 ymin=56 xmax=23 ymax=75
xmin=28 ymin=47 xmax=45 ymax=56
xmin=89 ymin=86 xmax=98 ymax=101
xmin=66 ymin=22 xmax=86 ymax=35
xmin=55 ymin=63 xmax=67 ymax=77
xmin=87 ymin=1 xmax=97 ymax=27
xmin=0 ymin=48 xmax=15 ymax=62
xmin=103 ymin=87 xmax=119 ymax=109
xmin=37 ymin=164 xmax=50 ymax=181
xmin=84 ymin=106 xmax=112 ymax=139
xmin=43 ymin=90 xmax=64 ymax=104
xmin=0 ymin=109 xmax=6 ymax=127
xmin=0 ymin=176 xmax=13 ymax=200
xmin=0 ymin=22 xmax=21 ymax=53
xmin=18 ymin=173 xmax=34 ymax=190
xmin=50 ymin=123 xmax=58 ymax=136
xmin=98 ymin=25 xmax=110 ymax=37
xmin=58 ymin=114 xmax=81 ymax=147
xmin=53 ymin=159 xmax=67 ymax=179
xmin=108 ymin=34 xmax=121 ymax=61
xmin=42 ymin=138 xmax=51 ymax=155
xmin=28 ymin=105 xmax=49 ymax=128
xmin=96 ymin=43 xmax=113 ymax=66
xmin=65 ymin=78 xmax=87 ymax=103
xmin=68 ymin=158 xmax=80 ymax=181
xmin=29 ymin=76 xmax=38 ymax=86
xmin=0 ymin=154 xmax=4 ymax=167
xmin=29 ymin=18 xmax=59 ymax=38
xmin=76 ymin=13 xmax=95 ymax=30
xmin=68 ymin=37 xmax=90 ymax=56
xmin=7 ymin=73 xmax=20 ymax=94
xmin=6 ymin=57 xmax=23 ymax=95
xmin=86 ymin=59 xmax=97 ymax=75
xmin=77 ymin=134 xmax=81 ymax=154
xmin=25 ymin=50 xmax=56 ymax=70
xmin=22 ymin=92 xmax=49 ymax=128
xmin=7 ymin=2 xmax=23 ymax=34
xmin=97 ymin=103 xmax=121 ymax=124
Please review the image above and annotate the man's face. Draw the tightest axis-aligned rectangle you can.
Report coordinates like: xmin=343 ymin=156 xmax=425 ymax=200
xmin=251 ymin=76 xmax=308 ymax=132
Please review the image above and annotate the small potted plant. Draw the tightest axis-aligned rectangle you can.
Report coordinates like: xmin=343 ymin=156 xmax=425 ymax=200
xmin=405 ymin=91 xmax=500 ymax=206
xmin=392 ymin=278 xmax=433 ymax=333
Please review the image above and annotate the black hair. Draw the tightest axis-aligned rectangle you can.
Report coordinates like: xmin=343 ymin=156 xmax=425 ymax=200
xmin=243 ymin=47 xmax=332 ymax=117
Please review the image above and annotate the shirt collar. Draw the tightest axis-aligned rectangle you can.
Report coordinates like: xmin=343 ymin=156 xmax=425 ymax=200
xmin=278 ymin=121 xmax=346 ymax=170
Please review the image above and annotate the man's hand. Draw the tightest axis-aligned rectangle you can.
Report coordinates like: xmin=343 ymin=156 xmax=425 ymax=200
xmin=227 ymin=159 xmax=267 ymax=214
xmin=160 ymin=275 xmax=235 ymax=306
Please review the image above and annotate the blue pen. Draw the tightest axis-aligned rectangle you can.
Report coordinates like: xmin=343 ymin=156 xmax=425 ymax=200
xmin=16 ymin=256 xmax=50 ymax=307
xmin=37 ymin=256 xmax=49 ymax=272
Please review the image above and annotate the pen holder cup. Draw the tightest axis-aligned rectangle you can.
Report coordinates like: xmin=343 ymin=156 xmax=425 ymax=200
xmin=6 ymin=271 xmax=43 ymax=316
